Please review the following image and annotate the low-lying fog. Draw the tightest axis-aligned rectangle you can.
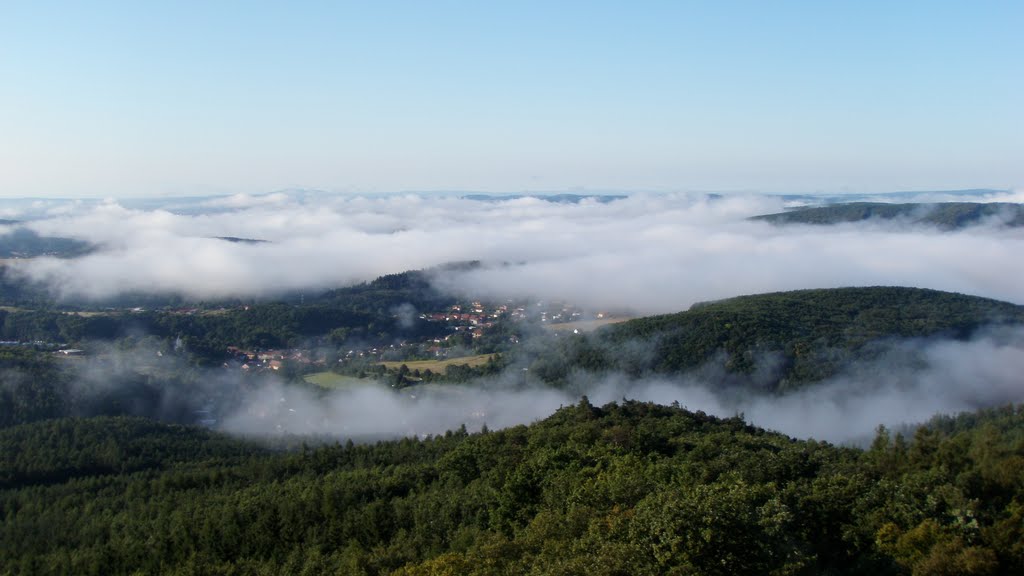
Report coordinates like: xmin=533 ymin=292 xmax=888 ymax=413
xmin=4 ymin=190 xmax=1023 ymax=313
xmin=62 ymin=326 xmax=1024 ymax=446
xmin=4 ymin=190 xmax=1024 ymax=444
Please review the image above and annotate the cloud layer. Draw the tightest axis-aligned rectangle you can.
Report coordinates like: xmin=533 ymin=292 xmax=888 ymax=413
xmin=5 ymin=190 xmax=1024 ymax=444
xmin=3 ymin=190 xmax=1023 ymax=312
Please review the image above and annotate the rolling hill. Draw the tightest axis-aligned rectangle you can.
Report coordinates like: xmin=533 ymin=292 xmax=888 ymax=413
xmin=0 ymin=227 xmax=94 ymax=259
xmin=751 ymin=202 xmax=1024 ymax=229
xmin=2 ymin=403 xmax=1023 ymax=574
xmin=529 ymin=286 xmax=1024 ymax=390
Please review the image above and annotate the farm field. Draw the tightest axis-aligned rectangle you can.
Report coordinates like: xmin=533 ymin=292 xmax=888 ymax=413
xmin=378 ymin=354 xmax=495 ymax=372
xmin=545 ymin=317 xmax=632 ymax=332
xmin=303 ymin=372 xmax=381 ymax=390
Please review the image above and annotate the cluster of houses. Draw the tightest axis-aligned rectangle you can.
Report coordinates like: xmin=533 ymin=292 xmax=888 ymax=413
xmin=0 ymin=340 xmax=77 ymax=353
xmin=421 ymin=300 xmax=595 ymax=332
xmin=219 ymin=299 xmax=611 ymax=373
xmin=225 ymin=346 xmax=325 ymax=372
xmin=510 ymin=301 xmax=592 ymax=325
xmin=0 ymin=340 xmax=52 ymax=347
xmin=420 ymin=301 xmax=503 ymax=339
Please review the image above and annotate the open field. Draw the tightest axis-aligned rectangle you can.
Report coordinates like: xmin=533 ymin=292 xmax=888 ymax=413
xmin=303 ymin=372 xmax=382 ymax=390
xmin=199 ymin=308 xmax=233 ymax=316
xmin=379 ymin=354 xmax=495 ymax=372
xmin=545 ymin=317 xmax=633 ymax=332
xmin=0 ymin=306 xmax=117 ymax=317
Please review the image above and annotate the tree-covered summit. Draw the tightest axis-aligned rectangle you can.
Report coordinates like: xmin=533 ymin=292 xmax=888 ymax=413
xmin=3 ymin=402 xmax=1023 ymax=575
xmin=530 ymin=286 xmax=1024 ymax=390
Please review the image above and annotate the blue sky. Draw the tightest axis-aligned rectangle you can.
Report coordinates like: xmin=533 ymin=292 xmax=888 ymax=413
xmin=1 ymin=1 xmax=1021 ymax=198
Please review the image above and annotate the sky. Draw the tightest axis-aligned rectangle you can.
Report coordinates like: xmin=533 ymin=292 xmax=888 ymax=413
xmin=2 ymin=1 xmax=1022 ymax=198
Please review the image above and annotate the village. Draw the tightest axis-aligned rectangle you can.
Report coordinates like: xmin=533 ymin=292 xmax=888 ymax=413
xmin=217 ymin=299 xmax=607 ymax=378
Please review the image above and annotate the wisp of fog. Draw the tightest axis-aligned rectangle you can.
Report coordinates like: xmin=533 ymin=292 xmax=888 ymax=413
xmin=217 ymin=328 xmax=1024 ymax=445
xmin=51 ymin=326 xmax=1024 ymax=446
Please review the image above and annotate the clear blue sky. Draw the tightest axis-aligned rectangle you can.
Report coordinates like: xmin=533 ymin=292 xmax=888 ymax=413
xmin=2 ymin=1 xmax=1021 ymax=197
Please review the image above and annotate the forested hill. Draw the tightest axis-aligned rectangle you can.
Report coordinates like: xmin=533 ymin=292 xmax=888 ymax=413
xmin=0 ymin=227 xmax=94 ymax=258
xmin=313 ymin=265 xmax=466 ymax=313
xmin=3 ymin=402 xmax=1023 ymax=575
xmin=530 ymin=287 xmax=1024 ymax=390
xmin=0 ymin=266 xmax=469 ymax=354
xmin=751 ymin=202 xmax=1024 ymax=229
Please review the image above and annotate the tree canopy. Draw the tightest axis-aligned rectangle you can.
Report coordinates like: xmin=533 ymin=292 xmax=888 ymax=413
xmin=2 ymin=403 xmax=1023 ymax=575
xmin=528 ymin=287 xmax=1024 ymax=391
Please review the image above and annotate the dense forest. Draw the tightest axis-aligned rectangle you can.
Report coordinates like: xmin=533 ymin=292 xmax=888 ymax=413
xmin=3 ymin=265 xmax=1024 ymax=574
xmin=0 ymin=227 xmax=94 ymax=259
xmin=751 ymin=202 xmax=1024 ymax=229
xmin=0 ymin=268 xmax=462 ymax=358
xmin=2 ymin=402 xmax=1022 ymax=575
xmin=4 ymin=286 xmax=1023 ymax=431
xmin=526 ymin=287 xmax=1024 ymax=391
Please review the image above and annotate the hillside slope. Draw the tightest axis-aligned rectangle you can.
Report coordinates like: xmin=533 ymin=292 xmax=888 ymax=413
xmin=2 ymin=403 xmax=1023 ymax=575
xmin=751 ymin=202 xmax=1024 ymax=229
xmin=530 ymin=287 xmax=1024 ymax=390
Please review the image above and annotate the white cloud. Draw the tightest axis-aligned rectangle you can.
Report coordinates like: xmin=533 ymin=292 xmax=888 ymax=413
xmin=6 ymin=190 xmax=1024 ymax=445
xmin=1 ymin=191 xmax=1021 ymax=313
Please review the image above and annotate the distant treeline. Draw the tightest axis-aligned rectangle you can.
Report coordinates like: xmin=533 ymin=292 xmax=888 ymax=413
xmin=6 ymin=285 xmax=1023 ymax=389
xmin=0 ymin=269 xmax=462 ymax=360
xmin=0 ymin=227 xmax=94 ymax=258
xmin=0 ymin=347 xmax=252 ymax=429
xmin=751 ymin=202 xmax=1024 ymax=229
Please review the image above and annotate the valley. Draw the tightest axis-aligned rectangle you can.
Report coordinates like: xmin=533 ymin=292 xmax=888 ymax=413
xmin=6 ymin=4 xmax=1022 ymax=571
xmin=2 ymin=192 xmax=1024 ymax=575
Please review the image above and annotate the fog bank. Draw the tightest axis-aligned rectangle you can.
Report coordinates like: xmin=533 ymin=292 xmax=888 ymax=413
xmin=213 ymin=328 xmax=1024 ymax=445
xmin=3 ymin=191 xmax=1021 ymax=312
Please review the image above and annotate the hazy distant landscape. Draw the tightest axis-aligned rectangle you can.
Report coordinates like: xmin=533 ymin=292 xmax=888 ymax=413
xmin=3 ymin=188 xmax=1023 ymax=438
xmin=4 ymin=1 xmax=1023 ymax=574
xmin=3 ymin=189 xmax=1024 ymax=573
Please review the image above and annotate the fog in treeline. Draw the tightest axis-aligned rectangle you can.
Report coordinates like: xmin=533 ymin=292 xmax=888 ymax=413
xmin=22 ymin=324 xmax=1020 ymax=446
xmin=5 ymin=191 xmax=1024 ymax=576
xmin=2 ymin=190 xmax=1024 ymax=444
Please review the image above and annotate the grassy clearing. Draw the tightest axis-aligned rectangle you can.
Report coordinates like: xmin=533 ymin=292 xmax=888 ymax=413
xmin=304 ymin=372 xmax=381 ymax=390
xmin=545 ymin=317 xmax=633 ymax=332
xmin=379 ymin=354 xmax=495 ymax=372
xmin=199 ymin=308 xmax=233 ymax=316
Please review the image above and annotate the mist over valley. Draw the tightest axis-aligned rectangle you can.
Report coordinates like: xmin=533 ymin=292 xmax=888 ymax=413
xmin=5 ymin=191 xmax=1024 ymax=575
xmin=3 ymin=189 xmax=1024 ymax=447
xmin=6 ymin=2 xmax=1024 ymax=570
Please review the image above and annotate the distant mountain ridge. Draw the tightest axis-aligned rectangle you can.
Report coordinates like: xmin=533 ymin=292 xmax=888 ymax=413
xmin=752 ymin=202 xmax=1024 ymax=229
xmin=461 ymin=193 xmax=627 ymax=204
xmin=211 ymin=236 xmax=269 ymax=244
